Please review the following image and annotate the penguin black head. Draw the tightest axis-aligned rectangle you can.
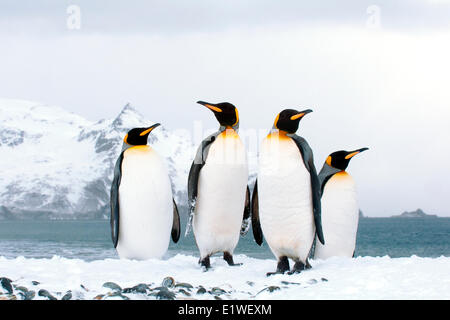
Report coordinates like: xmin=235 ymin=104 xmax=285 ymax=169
xmin=197 ymin=101 xmax=239 ymax=128
xmin=123 ymin=123 xmax=161 ymax=146
xmin=326 ymin=148 xmax=369 ymax=171
xmin=273 ymin=109 xmax=313 ymax=134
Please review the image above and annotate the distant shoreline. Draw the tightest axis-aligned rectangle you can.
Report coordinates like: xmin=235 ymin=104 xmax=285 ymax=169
xmin=389 ymin=209 xmax=439 ymax=219
xmin=359 ymin=208 xmax=441 ymax=219
xmin=0 ymin=216 xmax=448 ymax=221
xmin=361 ymin=216 xmax=443 ymax=219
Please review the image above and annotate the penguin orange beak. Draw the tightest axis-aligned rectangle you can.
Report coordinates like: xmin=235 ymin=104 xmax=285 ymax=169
xmin=345 ymin=147 xmax=369 ymax=159
xmin=197 ymin=101 xmax=222 ymax=113
xmin=290 ymin=109 xmax=313 ymax=120
xmin=140 ymin=123 xmax=161 ymax=136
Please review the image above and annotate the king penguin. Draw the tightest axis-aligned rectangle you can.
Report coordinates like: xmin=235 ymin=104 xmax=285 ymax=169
xmin=187 ymin=101 xmax=250 ymax=269
xmin=251 ymin=109 xmax=324 ymax=275
xmin=110 ymin=124 xmax=180 ymax=260
xmin=313 ymin=148 xmax=368 ymax=260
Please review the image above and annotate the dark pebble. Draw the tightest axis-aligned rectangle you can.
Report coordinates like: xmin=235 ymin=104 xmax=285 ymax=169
xmin=196 ymin=287 xmax=207 ymax=295
xmin=102 ymin=282 xmax=122 ymax=292
xmin=24 ymin=290 xmax=35 ymax=300
xmin=123 ymin=284 xmax=148 ymax=294
xmin=214 ymin=296 xmax=222 ymax=300
xmin=31 ymin=281 xmax=40 ymax=286
xmin=210 ymin=287 xmax=227 ymax=295
xmin=107 ymin=292 xmax=130 ymax=300
xmin=161 ymin=277 xmax=175 ymax=288
xmin=257 ymin=286 xmax=280 ymax=295
xmin=14 ymin=286 xmax=29 ymax=293
xmin=175 ymin=283 xmax=193 ymax=290
xmin=80 ymin=284 xmax=89 ymax=292
xmin=62 ymin=291 xmax=72 ymax=300
xmin=155 ymin=287 xmax=176 ymax=300
xmin=321 ymin=278 xmax=328 ymax=282
xmin=0 ymin=278 xmax=13 ymax=294
xmin=281 ymin=281 xmax=301 ymax=286
xmin=38 ymin=289 xmax=57 ymax=300
xmin=177 ymin=289 xmax=191 ymax=296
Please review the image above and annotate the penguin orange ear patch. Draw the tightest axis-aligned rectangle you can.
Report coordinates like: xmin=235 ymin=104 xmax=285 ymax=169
xmin=273 ymin=113 xmax=280 ymax=129
xmin=123 ymin=134 xmax=128 ymax=144
xmin=326 ymin=156 xmax=332 ymax=166
xmin=232 ymin=108 xmax=239 ymax=127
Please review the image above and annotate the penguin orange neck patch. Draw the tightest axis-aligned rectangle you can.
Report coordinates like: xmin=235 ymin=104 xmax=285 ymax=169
xmin=334 ymin=171 xmax=350 ymax=179
xmin=220 ymin=128 xmax=239 ymax=138
xmin=267 ymin=130 xmax=290 ymax=140
xmin=127 ymin=145 xmax=152 ymax=153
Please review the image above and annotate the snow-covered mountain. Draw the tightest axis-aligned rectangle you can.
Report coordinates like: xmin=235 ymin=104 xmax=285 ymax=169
xmin=0 ymin=99 xmax=195 ymax=219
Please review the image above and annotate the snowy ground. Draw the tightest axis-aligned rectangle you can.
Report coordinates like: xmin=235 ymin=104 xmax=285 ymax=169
xmin=1 ymin=254 xmax=449 ymax=300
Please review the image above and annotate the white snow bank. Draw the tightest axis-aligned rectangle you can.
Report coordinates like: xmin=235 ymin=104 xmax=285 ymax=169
xmin=1 ymin=254 xmax=449 ymax=300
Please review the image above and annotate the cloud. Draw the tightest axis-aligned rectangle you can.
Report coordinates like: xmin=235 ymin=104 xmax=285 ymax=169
xmin=0 ymin=0 xmax=449 ymax=36
xmin=0 ymin=1 xmax=449 ymax=217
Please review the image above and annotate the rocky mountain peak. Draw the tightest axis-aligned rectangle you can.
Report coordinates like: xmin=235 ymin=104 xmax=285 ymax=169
xmin=111 ymin=103 xmax=147 ymax=130
xmin=0 ymin=99 xmax=193 ymax=220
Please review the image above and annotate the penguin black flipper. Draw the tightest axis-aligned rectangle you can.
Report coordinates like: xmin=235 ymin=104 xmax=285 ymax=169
xmin=110 ymin=151 xmax=125 ymax=248
xmin=172 ymin=198 xmax=181 ymax=243
xmin=251 ymin=180 xmax=263 ymax=246
xmin=318 ymin=164 xmax=341 ymax=195
xmin=240 ymin=186 xmax=251 ymax=236
xmin=186 ymin=132 xmax=221 ymax=235
xmin=289 ymin=134 xmax=325 ymax=245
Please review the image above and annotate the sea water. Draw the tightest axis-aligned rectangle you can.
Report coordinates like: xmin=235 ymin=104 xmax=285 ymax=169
xmin=0 ymin=218 xmax=448 ymax=261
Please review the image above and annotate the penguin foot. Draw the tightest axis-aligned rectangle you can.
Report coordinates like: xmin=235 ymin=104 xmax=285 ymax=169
xmin=287 ymin=270 xmax=301 ymax=275
xmin=287 ymin=260 xmax=307 ymax=275
xmin=305 ymin=259 xmax=312 ymax=269
xmin=199 ymin=256 xmax=211 ymax=270
xmin=267 ymin=256 xmax=289 ymax=276
xmin=223 ymin=252 xmax=242 ymax=267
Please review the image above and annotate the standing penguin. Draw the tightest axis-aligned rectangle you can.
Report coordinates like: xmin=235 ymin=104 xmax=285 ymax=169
xmin=314 ymin=148 xmax=368 ymax=260
xmin=110 ymin=124 xmax=180 ymax=260
xmin=252 ymin=109 xmax=324 ymax=275
xmin=187 ymin=101 xmax=250 ymax=269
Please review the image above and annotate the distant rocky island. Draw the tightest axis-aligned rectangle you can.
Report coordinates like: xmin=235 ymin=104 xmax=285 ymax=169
xmin=391 ymin=209 xmax=438 ymax=218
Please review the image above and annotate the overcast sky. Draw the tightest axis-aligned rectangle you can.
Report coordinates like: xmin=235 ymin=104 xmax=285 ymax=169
xmin=1 ymin=1 xmax=450 ymax=217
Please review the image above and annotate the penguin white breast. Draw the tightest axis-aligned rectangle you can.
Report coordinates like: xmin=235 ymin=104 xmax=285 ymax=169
xmin=257 ymin=134 xmax=315 ymax=261
xmin=314 ymin=172 xmax=359 ymax=259
xmin=117 ymin=146 xmax=173 ymax=260
xmin=193 ymin=130 xmax=248 ymax=257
